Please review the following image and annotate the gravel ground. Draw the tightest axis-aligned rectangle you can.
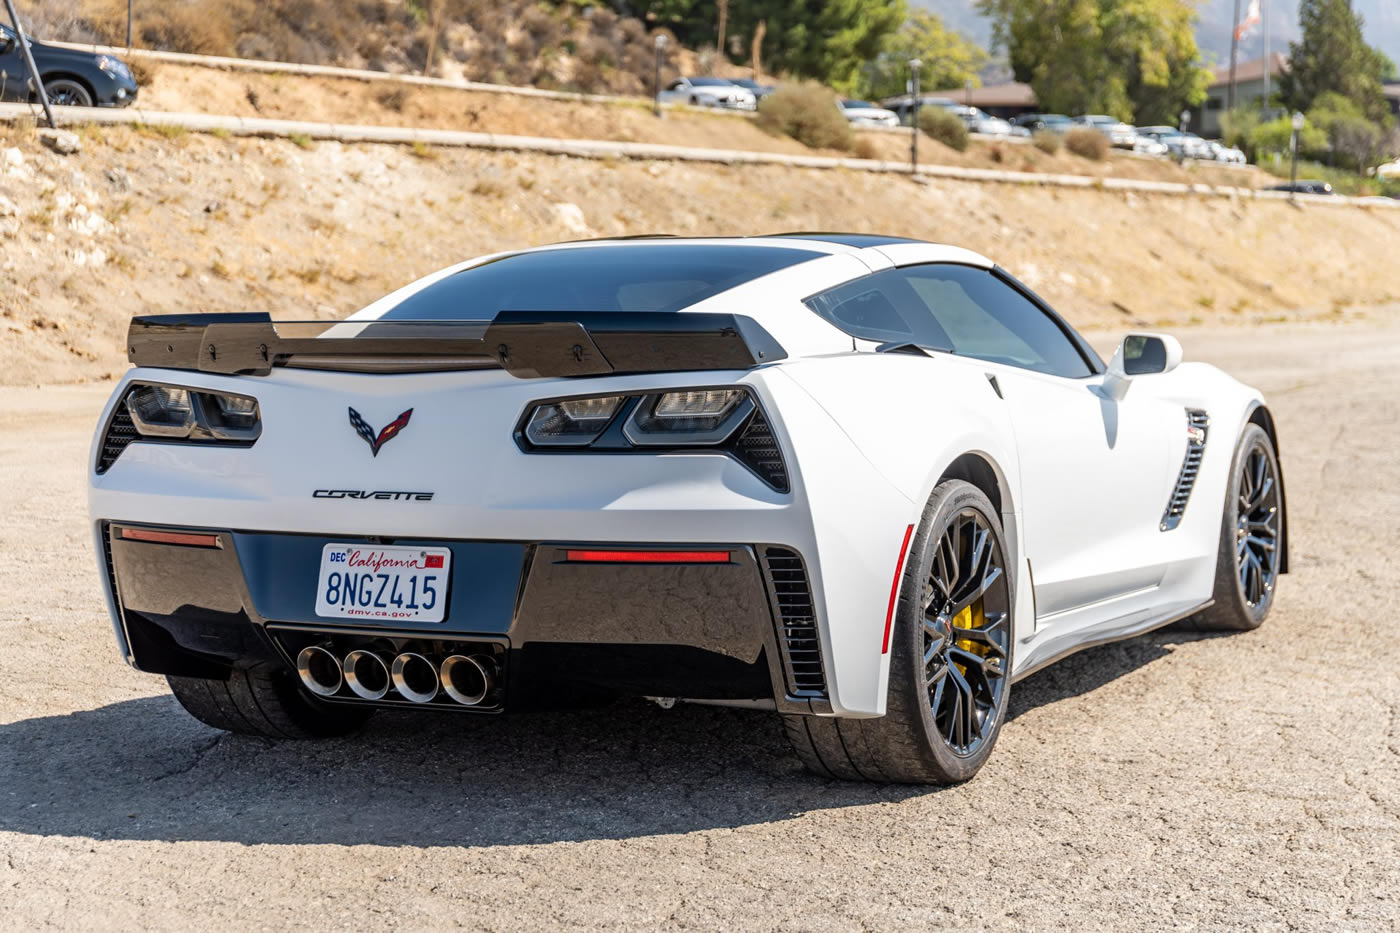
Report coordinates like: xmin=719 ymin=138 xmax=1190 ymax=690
xmin=1 ymin=319 xmax=1397 ymax=930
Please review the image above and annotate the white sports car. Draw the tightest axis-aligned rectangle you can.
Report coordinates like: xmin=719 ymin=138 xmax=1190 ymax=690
xmin=89 ymin=235 xmax=1287 ymax=783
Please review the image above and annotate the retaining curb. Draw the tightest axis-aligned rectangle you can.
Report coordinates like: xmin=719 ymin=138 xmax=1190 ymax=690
xmin=2 ymin=102 xmax=1392 ymax=209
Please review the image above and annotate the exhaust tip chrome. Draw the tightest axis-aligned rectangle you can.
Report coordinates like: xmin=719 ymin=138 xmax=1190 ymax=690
xmin=390 ymin=652 xmax=439 ymax=703
xmin=343 ymin=650 xmax=391 ymax=701
xmin=296 ymin=646 xmax=342 ymax=697
xmin=440 ymin=654 xmax=496 ymax=707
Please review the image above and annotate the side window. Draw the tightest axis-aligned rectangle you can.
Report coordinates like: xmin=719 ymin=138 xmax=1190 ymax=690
xmin=803 ymin=269 xmax=954 ymax=350
xmin=896 ymin=265 xmax=1093 ymax=378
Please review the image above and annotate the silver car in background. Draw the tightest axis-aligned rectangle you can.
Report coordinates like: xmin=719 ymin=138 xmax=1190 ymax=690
xmin=657 ymin=77 xmax=757 ymax=111
xmin=1074 ymin=114 xmax=1137 ymax=148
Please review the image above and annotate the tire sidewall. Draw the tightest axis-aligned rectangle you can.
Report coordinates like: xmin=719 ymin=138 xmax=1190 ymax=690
xmin=895 ymin=480 xmax=1014 ymax=782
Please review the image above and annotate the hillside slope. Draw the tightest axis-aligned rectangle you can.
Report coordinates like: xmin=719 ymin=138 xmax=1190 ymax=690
xmin=2 ymin=122 xmax=1397 ymax=386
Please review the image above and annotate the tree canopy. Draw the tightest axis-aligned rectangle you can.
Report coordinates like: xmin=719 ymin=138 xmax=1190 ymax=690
xmin=622 ymin=0 xmax=906 ymax=92
xmin=1278 ymin=0 xmax=1392 ymax=126
xmin=857 ymin=9 xmax=988 ymax=101
xmin=976 ymin=0 xmax=1208 ymax=123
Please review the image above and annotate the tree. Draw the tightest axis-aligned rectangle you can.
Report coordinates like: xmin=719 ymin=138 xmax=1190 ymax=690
xmin=1278 ymin=0 xmax=1391 ymax=126
xmin=977 ymin=0 xmax=1208 ymax=123
xmin=621 ymin=0 xmax=905 ymax=92
xmin=858 ymin=9 xmax=988 ymax=101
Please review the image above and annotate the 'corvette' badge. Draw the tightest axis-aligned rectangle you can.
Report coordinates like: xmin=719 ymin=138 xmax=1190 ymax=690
xmin=348 ymin=407 xmax=413 ymax=457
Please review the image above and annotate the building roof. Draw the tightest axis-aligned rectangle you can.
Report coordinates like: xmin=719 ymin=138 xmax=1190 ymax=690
xmin=1209 ymin=53 xmax=1289 ymax=88
xmin=923 ymin=81 xmax=1038 ymax=108
xmin=1384 ymin=83 xmax=1400 ymax=100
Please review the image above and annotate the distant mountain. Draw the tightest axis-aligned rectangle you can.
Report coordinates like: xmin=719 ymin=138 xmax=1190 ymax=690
xmin=913 ymin=0 xmax=1400 ymax=72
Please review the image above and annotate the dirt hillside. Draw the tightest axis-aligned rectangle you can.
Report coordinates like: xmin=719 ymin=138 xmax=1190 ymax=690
xmin=2 ymin=121 xmax=1398 ymax=387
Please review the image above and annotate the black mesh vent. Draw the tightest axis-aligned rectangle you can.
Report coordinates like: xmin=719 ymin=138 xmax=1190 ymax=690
xmin=728 ymin=407 xmax=789 ymax=492
xmin=762 ymin=546 xmax=826 ymax=697
xmin=96 ymin=392 xmax=138 ymax=474
xmin=1162 ymin=409 xmax=1209 ymax=531
xmin=100 ymin=522 xmax=120 ymax=604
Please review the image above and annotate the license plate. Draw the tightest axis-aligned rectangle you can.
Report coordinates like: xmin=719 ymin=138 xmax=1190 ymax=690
xmin=314 ymin=544 xmax=451 ymax=623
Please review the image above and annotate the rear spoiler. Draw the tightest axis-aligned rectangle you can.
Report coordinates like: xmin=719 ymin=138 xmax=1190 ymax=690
xmin=125 ymin=311 xmax=786 ymax=379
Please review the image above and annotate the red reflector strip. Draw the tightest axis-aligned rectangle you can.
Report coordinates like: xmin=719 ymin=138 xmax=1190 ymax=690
xmin=565 ymin=549 xmax=731 ymax=564
xmin=881 ymin=524 xmax=915 ymax=654
xmin=120 ymin=528 xmax=222 ymax=548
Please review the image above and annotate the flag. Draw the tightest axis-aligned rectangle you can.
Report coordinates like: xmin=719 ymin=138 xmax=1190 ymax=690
xmin=1235 ymin=0 xmax=1261 ymax=40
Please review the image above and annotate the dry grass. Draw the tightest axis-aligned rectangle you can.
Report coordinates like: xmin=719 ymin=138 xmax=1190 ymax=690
xmin=756 ymin=81 xmax=853 ymax=153
xmin=1065 ymin=127 xmax=1109 ymax=161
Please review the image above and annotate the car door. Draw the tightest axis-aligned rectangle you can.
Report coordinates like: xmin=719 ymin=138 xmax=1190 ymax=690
xmin=0 ymin=26 xmax=32 ymax=102
xmin=889 ymin=264 xmax=1181 ymax=626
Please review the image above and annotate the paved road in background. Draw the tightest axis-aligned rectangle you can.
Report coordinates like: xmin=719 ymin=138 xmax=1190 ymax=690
xmin=2 ymin=319 xmax=1397 ymax=929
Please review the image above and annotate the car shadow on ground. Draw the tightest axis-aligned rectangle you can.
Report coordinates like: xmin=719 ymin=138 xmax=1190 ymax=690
xmin=0 ymin=628 xmax=1219 ymax=848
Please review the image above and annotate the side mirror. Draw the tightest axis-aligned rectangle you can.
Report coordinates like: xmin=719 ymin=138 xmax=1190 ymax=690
xmin=1105 ymin=333 xmax=1182 ymax=398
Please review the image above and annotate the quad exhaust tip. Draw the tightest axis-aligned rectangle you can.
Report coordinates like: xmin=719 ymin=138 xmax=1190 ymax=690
xmin=440 ymin=654 xmax=497 ymax=707
xmin=342 ymin=650 xmax=391 ymax=701
xmin=390 ymin=652 xmax=440 ymax=704
xmin=296 ymin=646 xmax=343 ymax=697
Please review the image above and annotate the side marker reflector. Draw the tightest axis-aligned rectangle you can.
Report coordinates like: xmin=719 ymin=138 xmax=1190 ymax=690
xmin=881 ymin=524 xmax=915 ymax=654
xmin=119 ymin=528 xmax=222 ymax=548
xmin=565 ymin=549 xmax=731 ymax=564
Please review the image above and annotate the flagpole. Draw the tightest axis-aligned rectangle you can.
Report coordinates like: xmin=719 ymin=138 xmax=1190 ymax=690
xmin=1262 ymin=0 xmax=1270 ymax=113
xmin=1228 ymin=0 xmax=1241 ymax=110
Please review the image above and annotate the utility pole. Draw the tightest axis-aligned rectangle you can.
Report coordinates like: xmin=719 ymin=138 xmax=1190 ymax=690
xmin=1227 ymin=0 xmax=1240 ymax=110
xmin=653 ymin=33 xmax=667 ymax=118
xmin=716 ymin=0 xmax=728 ymax=67
xmin=2 ymin=0 xmax=54 ymax=128
xmin=1289 ymin=111 xmax=1303 ymax=200
xmin=909 ymin=59 xmax=921 ymax=178
xmin=1262 ymin=0 xmax=1270 ymax=113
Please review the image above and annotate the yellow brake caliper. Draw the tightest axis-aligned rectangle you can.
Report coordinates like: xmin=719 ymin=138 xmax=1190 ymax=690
xmin=950 ymin=599 xmax=988 ymax=675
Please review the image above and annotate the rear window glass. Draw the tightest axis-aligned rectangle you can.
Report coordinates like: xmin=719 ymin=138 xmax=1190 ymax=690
xmin=380 ymin=244 xmax=822 ymax=320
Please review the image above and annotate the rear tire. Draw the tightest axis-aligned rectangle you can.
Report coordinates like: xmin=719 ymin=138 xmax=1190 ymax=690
xmin=1185 ymin=423 xmax=1283 ymax=632
xmin=43 ymin=78 xmax=94 ymax=107
xmin=783 ymin=480 xmax=1014 ymax=783
xmin=167 ymin=662 xmax=372 ymax=739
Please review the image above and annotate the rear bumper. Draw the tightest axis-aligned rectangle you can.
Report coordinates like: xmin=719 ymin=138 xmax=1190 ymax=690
xmin=97 ymin=522 xmax=832 ymax=715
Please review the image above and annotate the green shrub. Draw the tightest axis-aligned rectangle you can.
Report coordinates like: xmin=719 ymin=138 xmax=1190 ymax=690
xmin=1064 ymin=127 xmax=1108 ymax=160
xmin=756 ymin=81 xmax=854 ymax=152
xmin=918 ymin=107 xmax=968 ymax=151
xmin=1032 ymin=129 xmax=1061 ymax=154
xmin=1248 ymin=116 xmax=1327 ymax=159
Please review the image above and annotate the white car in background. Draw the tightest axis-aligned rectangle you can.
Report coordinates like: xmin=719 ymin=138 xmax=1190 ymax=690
xmin=955 ymin=105 xmax=1014 ymax=136
xmin=1132 ymin=135 xmax=1169 ymax=156
xmin=840 ymin=99 xmax=900 ymax=127
xmin=1207 ymin=141 xmax=1248 ymax=164
xmin=90 ymin=235 xmax=1288 ymax=785
xmin=1075 ymin=114 xmax=1137 ymax=148
xmin=657 ymin=77 xmax=756 ymax=110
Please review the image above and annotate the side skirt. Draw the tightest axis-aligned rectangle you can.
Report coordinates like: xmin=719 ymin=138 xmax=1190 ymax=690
xmin=1010 ymin=598 xmax=1213 ymax=684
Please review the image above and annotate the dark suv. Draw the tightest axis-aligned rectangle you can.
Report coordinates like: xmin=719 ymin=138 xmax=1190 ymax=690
xmin=0 ymin=24 xmax=138 ymax=107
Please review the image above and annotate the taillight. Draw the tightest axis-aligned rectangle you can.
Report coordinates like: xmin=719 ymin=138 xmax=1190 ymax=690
xmin=523 ymin=395 xmax=624 ymax=446
xmin=623 ymin=389 xmax=752 ymax=446
xmin=99 ymin=382 xmax=262 ymax=472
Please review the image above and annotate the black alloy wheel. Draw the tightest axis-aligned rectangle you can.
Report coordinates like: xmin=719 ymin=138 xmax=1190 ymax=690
xmin=44 ymin=78 xmax=94 ymax=107
xmin=1188 ymin=422 xmax=1284 ymax=632
xmin=922 ymin=507 xmax=1012 ymax=758
xmin=1235 ymin=438 xmax=1281 ymax=608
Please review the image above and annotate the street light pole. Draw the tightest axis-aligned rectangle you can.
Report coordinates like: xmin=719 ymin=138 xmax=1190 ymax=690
xmin=653 ymin=34 xmax=667 ymax=118
xmin=2 ymin=0 xmax=54 ymax=129
xmin=909 ymin=59 xmax=921 ymax=178
xmin=1289 ymin=110 xmax=1304 ymax=201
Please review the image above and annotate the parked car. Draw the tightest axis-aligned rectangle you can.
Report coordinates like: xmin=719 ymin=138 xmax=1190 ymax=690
xmin=955 ymin=105 xmax=1013 ymax=137
xmin=657 ymin=77 xmax=756 ymax=111
xmin=887 ymin=96 xmax=959 ymax=126
xmin=1013 ymin=113 xmax=1073 ymax=133
xmin=729 ymin=78 xmax=776 ymax=102
xmin=0 ymin=23 xmax=138 ymax=107
xmin=93 ymin=234 xmax=1288 ymax=785
xmin=1074 ymin=114 xmax=1137 ymax=148
xmin=840 ymin=99 xmax=900 ymax=127
xmin=1136 ymin=126 xmax=1210 ymax=160
xmin=1132 ymin=136 xmax=1168 ymax=156
xmin=1265 ymin=180 xmax=1335 ymax=195
xmin=1206 ymin=141 xmax=1247 ymax=164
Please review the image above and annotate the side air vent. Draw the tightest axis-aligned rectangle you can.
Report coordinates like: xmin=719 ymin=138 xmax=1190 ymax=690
xmin=728 ymin=407 xmax=789 ymax=493
xmin=100 ymin=522 xmax=120 ymax=603
xmin=1161 ymin=409 xmax=1209 ymax=531
xmin=761 ymin=546 xmax=826 ymax=697
xmin=96 ymin=391 xmax=138 ymax=474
